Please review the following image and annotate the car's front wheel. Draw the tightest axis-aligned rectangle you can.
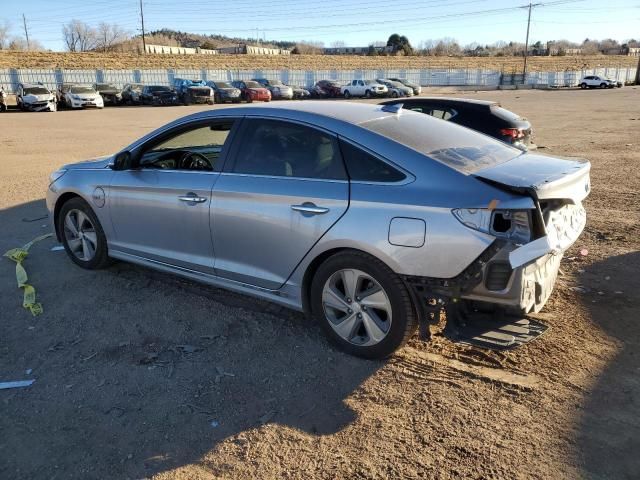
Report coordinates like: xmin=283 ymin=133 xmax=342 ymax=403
xmin=343 ymin=90 xmax=351 ymax=99
xmin=58 ymin=197 xmax=111 ymax=270
xmin=311 ymin=251 xmax=418 ymax=359
xmin=580 ymin=82 xmax=587 ymax=89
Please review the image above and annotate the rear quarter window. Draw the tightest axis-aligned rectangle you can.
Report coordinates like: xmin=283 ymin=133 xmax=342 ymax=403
xmin=339 ymin=140 xmax=406 ymax=182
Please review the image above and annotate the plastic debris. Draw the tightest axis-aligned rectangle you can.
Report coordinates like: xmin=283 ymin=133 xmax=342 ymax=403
xmin=569 ymin=286 xmax=587 ymax=293
xmin=50 ymin=245 xmax=65 ymax=251
xmin=0 ymin=379 xmax=35 ymax=390
xmin=579 ymin=248 xmax=588 ymax=256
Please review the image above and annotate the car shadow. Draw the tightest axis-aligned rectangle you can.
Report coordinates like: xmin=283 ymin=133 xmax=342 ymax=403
xmin=0 ymin=199 xmax=382 ymax=479
xmin=577 ymin=251 xmax=640 ymax=479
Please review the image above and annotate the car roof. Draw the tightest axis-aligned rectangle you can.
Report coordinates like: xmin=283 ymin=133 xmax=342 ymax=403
xmin=383 ymin=97 xmax=498 ymax=107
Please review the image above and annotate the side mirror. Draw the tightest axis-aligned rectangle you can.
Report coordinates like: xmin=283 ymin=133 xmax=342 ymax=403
xmin=112 ymin=151 xmax=131 ymax=170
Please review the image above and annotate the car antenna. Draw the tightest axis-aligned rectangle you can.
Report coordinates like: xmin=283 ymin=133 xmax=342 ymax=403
xmin=381 ymin=103 xmax=403 ymax=114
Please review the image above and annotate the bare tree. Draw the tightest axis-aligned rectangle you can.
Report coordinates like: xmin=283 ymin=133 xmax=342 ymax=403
xmin=62 ymin=20 xmax=98 ymax=52
xmin=0 ymin=21 xmax=10 ymax=49
xmin=95 ymin=22 xmax=130 ymax=52
xmin=330 ymin=40 xmax=346 ymax=48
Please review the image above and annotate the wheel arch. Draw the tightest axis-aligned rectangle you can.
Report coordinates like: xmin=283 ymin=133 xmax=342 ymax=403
xmin=53 ymin=192 xmax=84 ymax=241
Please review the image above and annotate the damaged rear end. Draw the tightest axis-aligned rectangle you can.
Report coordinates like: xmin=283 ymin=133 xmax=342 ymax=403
xmin=457 ymin=153 xmax=590 ymax=313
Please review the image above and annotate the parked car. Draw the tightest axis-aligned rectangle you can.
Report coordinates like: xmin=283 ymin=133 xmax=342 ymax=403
xmin=376 ymin=79 xmax=413 ymax=98
xmin=140 ymin=85 xmax=179 ymax=106
xmin=0 ymin=86 xmax=7 ymax=112
xmin=206 ymin=81 xmax=242 ymax=103
xmin=292 ymin=86 xmax=311 ymax=100
xmin=341 ymin=80 xmax=388 ymax=99
xmin=46 ymin=102 xmax=589 ymax=358
xmin=388 ymin=77 xmax=422 ymax=95
xmin=380 ymin=97 xmax=535 ymax=151
xmin=579 ymin=76 xmax=617 ymax=89
xmin=231 ymin=80 xmax=271 ymax=103
xmin=251 ymin=78 xmax=294 ymax=100
xmin=93 ymin=83 xmax=122 ymax=105
xmin=173 ymin=78 xmax=214 ymax=105
xmin=121 ymin=83 xmax=144 ymax=105
xmin=58 ymin=84 xmax=104 ymax=109
xmin=16 ymin=83 xmax=57 ymax=112
xmin=311 ymin=80 xmax=343 ymax=98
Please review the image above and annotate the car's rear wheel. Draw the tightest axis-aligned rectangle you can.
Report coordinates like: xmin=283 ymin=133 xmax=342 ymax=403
xmin=392 ymin=91 xmax=399 ymax=98
xmin=600 ymin=83 xmax=607 ymax=88
xmin=310 ymin=251 xmax=418 ymax=359
xmin=580 ymin=83 xmax=587 ymax=89
xmin=58 ymin=197 xmax=111 ymax=270
xmin=343 ymin=90 xmax=351 ymax=99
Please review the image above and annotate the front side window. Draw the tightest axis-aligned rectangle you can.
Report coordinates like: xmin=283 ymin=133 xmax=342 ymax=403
xmin=232 ymin=119 xmax=346 ymax=180
xmin=139 ymin=122 xmax=235 ymax=171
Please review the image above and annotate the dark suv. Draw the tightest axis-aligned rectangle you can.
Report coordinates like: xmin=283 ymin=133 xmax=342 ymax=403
xmin=172 ymin=78 xmax=214 ymax=105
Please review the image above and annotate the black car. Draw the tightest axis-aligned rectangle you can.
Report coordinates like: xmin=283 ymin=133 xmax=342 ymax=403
xmin=310 ymin=80 xmax=343 ymax=98
xmin=140 ymin=85 xmax=179 ymax=106
xmin=206 ymin=80 xmax=242 ymax=103
xmin=379 ymin=97 xmax=535 ymax=151
xmin=93 ymin=83 xmax=122 ymax=105
xmin=292 ymin=86 xmax=311 ymax=100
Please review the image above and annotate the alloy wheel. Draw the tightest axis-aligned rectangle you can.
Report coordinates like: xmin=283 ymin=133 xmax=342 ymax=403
xmin=322 ymin=269 xmax=392 ymax=346
xmin=63 ymin=209 xmax=98 ymax=261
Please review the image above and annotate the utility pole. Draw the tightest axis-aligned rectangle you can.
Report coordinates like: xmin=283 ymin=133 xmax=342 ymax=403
xmin=139 ymin=0 xmax=146 ymax=54
xmin=522 ymin=3 xmax=534 ymax=80
xmin=22 ymin=13 xmax=30 ymax=51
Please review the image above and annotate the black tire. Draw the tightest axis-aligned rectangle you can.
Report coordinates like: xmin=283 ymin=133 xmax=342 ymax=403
xmin=343 ymin=90 xmax=351 ymax=99
xmin=364 ymin=90 xmax=372 ymax=99
xmin=580 ymin=83 xmax=587 ymax=89
xmin=0 ymin=103 xmax=6 ymax=112
xmin=310 ymin=250 xmax=418 ymax=359
xmin=58 ymin=197 xmax=112 ymax=270
xmin=600 ymin=83 xmax=606 ymax=89
xmin=183 ymin=94 xmax=192 ymax=106
xmin=392 ymin=91 xmax=399 ymax=98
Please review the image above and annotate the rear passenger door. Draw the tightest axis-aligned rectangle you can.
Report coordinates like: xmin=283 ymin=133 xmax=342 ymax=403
xmin=211 ymin=118 xmax=349 ymax=289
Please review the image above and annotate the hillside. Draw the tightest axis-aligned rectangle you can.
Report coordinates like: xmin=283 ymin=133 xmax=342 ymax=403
xmin=0 ymin=51 xmax=636 ymax=72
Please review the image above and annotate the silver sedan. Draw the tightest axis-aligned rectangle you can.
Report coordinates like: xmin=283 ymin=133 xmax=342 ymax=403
xmin=46 ymin=102 xmax=590 ymax=358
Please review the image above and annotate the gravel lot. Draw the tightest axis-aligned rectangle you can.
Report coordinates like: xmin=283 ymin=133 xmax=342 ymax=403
xmin=1 ymin=88 xmax=639 ymax=479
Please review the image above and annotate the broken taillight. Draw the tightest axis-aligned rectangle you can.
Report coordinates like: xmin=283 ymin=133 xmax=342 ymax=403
xmin=499 ymin=128 xmax=525 ymax=139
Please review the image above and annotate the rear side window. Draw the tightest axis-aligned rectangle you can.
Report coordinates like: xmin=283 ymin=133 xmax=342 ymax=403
xmin=339 ymin=140 xmax=406 ymax=182
xmin=232 ymin=119 xmax=346 ymax=180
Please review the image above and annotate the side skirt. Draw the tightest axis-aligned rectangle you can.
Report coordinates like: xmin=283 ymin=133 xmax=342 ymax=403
xmin=108 ymin=250 xmax=304 ymax=312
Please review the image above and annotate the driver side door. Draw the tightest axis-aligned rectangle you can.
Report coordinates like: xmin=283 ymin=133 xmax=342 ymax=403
xmin=108 ymin=119 xmax=238 ymax=273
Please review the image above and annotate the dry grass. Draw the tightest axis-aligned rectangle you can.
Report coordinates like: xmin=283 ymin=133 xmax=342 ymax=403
xmin=0 ymin=51 xmax=636 ymax=71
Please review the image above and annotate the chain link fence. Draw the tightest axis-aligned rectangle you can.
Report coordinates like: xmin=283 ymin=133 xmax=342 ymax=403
xmin=0 ymin=66 xmax=636 ymax=93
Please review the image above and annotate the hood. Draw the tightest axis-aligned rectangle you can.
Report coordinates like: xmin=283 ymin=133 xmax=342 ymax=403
xmin=473 ymin=153 xmax=591 ymax=203
xmin=63 ymin=155 xmax=113 ymax=170
xmin=24 ymin=94 xmax=54 ymax=103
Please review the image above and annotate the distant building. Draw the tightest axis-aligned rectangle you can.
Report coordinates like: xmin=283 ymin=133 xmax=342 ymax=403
xmin=217 ymin=45 xmax=291 ymax=55
xmin=145 ymin=44 xmax=218 ymax=55
xmin=627 ymin=47 xmax=640 ymax=57
xmin=323 ymin=46 xmax=393 ymax=55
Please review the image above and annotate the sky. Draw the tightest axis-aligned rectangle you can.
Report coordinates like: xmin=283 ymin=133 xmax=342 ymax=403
xmin=2 ymin=0 xmax=639 ymax=51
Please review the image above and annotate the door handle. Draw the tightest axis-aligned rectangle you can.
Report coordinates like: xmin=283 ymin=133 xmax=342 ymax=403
xmin=291 ymin=203 xmax=330 ymax=215
xmin=178 ymin=193 xmax=207 ymax=204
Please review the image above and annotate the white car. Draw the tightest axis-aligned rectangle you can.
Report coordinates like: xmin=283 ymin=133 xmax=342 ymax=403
xmin=16 ymin=83 xmax=57 ymax=112
xmin=60 ymin=84 xmax=104 ymax=109
xmin=579 ymin=76 xmax=617 ymax=89
xmin=341 ymin=79 xmax=388 ymax=99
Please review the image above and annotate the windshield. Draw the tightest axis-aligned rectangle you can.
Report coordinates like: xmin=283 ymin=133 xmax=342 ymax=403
xmin=187 ymin=80 xmax=206 ymax=86
xmin=96 ymin=84 xmax=117 ymax=90
xmin=360 ymin=110 xmax=520 ymax=174
xmin=24 ymin=87 xmax=49 ymax=95
xmin=245 ymin=81 xmax=261 ymax=88
xmin=214 ymin=82 xmax=232 ymax=88
xmin=70 ymin=86 xmax=95 ymax=94
xmin=149 ymin=86 xmax=170 ymax=92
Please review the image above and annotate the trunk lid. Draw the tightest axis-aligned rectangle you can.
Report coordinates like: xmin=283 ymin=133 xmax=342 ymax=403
xmin=473 ymin=153 xmax=590 ymax=203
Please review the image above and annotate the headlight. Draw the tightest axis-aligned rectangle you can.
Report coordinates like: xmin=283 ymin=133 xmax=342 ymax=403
xmin=49 ymin=169 xmax=67 ymax=184
xmin=452 ymin=208 xmax=532 ymax=245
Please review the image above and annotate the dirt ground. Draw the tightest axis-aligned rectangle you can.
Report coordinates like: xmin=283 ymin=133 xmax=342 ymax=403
xmin=1 ymin=88 xmax=639 ymax=479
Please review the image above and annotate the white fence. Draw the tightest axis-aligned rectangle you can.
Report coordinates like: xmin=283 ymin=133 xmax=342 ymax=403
xmin=0 ymin=66 xmax=636 ymax=93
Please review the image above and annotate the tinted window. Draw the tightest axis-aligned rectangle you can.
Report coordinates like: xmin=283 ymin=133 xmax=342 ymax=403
xmin=491 ymin=106 xmax=522 ymax=122
xmin=339 ymin=140 xmax=405 ymax=182
xmin=140 ymin=122 xmax=235 ymax=171
xmin=233 ymin=119 xmax=346 ymax=180
xmin=360 ymin=109 xmax=520 ymax=174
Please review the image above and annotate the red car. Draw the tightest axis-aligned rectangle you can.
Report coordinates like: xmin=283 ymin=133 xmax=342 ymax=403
xmin=231 ymin=80 xmax=271 ymax=103
xmin=311 ymin=80 xmax=343 ymax=98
